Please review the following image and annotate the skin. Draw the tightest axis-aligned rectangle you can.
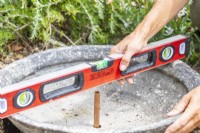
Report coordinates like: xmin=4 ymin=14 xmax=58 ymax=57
xmin=166 ymin=86 xmax=200 ymax=133
xmin=110 ymin=0 xmax=189 ymax=84
xmin=110 ymin=0 xmax=200 ymax=132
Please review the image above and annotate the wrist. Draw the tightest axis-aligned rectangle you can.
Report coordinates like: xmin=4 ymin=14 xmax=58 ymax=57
xmin=131 ymin=16 xmax=152 ymax=43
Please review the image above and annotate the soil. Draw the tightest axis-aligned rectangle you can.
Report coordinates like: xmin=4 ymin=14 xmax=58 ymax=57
xmin=0 ymin=119 xmax=21 ymax=133
xmin=0 ymin=42 xmax=52 ymax=69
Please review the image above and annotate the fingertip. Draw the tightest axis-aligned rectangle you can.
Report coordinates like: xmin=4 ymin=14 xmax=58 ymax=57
xmin=129 ymin=80 xmax=134 ymax=84
xmin=164 ymin=114 xmax=169 ymax=118
xmin=126 ymin=77 xmax=134 ymax=84
xmin=120 ymin=64 xmax=127 ymax=71
xmin=120 ymin=50 xmax=133 ymax=71
xmin=110 ymin=46 xmax=121 ymax=55
xmin=108 ymin=82 xmax=113 ymax=85
xmin=167 ymin=111 xmax=178 ymax=117
xmin=165 ymin=126 xmax=174 ymax=133
xmin=118 ymin=80 xmax=125 ymax=85
xmin=164 ymin=130 xmax=171 ymax=133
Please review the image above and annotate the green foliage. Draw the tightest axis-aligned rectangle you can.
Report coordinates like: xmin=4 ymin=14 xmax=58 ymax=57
xmin=184 ymin=31 xmax=200 ymax=66
xmin=0 ymin=29 xmax=14 ymax=54
xmin=0 ymin=0 xmax=192 ymax=45
xmin=150 ymin=3 xmax=192 ymax=41
xmin=0 ymin=0 xmax=156 ymax=44
xmin=0 ymin=0 xmax=198 ymax=67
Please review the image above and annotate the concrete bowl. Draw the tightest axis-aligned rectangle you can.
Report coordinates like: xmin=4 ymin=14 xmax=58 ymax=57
xmin=0 ymin=46 xmax=200 ymax=133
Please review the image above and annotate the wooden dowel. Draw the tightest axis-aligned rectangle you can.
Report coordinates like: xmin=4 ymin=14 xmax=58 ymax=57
xmin=93 ymin=91 xmax=101 ymax=128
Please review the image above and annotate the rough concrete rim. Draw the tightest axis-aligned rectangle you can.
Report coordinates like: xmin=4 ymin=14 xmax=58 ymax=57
xmin=0 ymin=45 xmax=200 ymax=133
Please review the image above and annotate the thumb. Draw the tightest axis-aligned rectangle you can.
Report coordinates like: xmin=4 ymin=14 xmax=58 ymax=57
xmin=167 ymin=95 xmax=191 ymax=117
xmin=120 ymin=48 xmax=137 ymax=71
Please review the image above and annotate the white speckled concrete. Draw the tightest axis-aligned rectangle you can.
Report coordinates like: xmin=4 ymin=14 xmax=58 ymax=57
xmin=0 ymin=45 xmax=199 ymax=133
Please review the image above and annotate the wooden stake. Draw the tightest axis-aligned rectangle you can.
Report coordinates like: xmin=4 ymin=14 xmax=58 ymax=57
xmin=93 ymin=91 xmax=101 ymax=128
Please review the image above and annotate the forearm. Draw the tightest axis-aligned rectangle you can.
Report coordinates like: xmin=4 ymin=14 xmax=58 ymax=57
xmin=112 ymin=0 xmax=190 ymax=73
xmin=133 ymin=0 xmax=189 ymax=41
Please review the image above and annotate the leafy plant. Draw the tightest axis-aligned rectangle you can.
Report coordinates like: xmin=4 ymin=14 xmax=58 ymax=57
xmin=0 ymin=0 xmax=199 ymax=67
xmin=0 ymin=0 xmax=192 ymax=45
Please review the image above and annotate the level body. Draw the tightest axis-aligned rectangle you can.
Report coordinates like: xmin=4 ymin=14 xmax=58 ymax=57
xmin=0 ymin=35 xmax=190 ymax=118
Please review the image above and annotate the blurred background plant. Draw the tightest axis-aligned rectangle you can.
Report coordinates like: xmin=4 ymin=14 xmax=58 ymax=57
xmin=0 ymin=0 xmax=199 ymax=68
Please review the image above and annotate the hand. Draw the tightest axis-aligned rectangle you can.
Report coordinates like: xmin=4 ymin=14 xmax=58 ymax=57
xmin=165 ymin=86 xmax=200 ymax=133
xmin=110 ymin=32 xmax=147 ymax=85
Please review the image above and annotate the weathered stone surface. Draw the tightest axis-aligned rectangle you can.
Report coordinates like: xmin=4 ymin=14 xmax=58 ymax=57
xmin=0 ymin=46 xmax=110 ymax=87
xmin=0 ymin=46 xmax=199 ymax=133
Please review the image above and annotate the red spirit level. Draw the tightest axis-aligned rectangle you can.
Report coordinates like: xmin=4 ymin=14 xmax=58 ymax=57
xmin=0 ymin=35 xmax=190 ymax=118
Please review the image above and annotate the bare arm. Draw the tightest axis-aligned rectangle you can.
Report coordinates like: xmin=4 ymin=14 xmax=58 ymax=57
xmin=111 ymin=0 xmax=189 ymax=73
xmin=134 ymin=0 xmax=189 ymax=41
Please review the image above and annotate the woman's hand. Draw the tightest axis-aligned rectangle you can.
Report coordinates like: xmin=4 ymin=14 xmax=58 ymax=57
xmin=165 ymin=86 xmax=200 ymax=133
xmin=110 ymin=32 xmax=147 ymax=85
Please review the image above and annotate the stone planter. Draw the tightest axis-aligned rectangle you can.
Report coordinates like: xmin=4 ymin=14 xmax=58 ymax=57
xmin=0 ymin=46 xmax=200 ymax=133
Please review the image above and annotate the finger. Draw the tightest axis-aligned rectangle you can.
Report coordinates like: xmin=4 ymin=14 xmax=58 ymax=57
xmin=167 ymin=94 xmax=191 ymax=117
xmin=110 ymin=37 xmax=132 ymax=55
xmin=110 ymin=45 xmax=123 ymax=55
xmin=118 ymin=79 xmax=125 ymax=85
xmin=125 ymin=77 xmax=134 ymax=84
xmin=188 ymin=120 xmax=200 ymax=132
xmin=165 ymin=103 xmax=196 ymax=133
xmin=176 ymin=116 xmax=200 ymax=133
xmin=116 ymin=34 xmax=135 ymax=49
xmin=110 ymin=33 xmax=136 ymax=55
xmin=120 ymin=48 xmax=137 ymax=71
xmin=176 ymin=119 xmax=200 ymax=133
